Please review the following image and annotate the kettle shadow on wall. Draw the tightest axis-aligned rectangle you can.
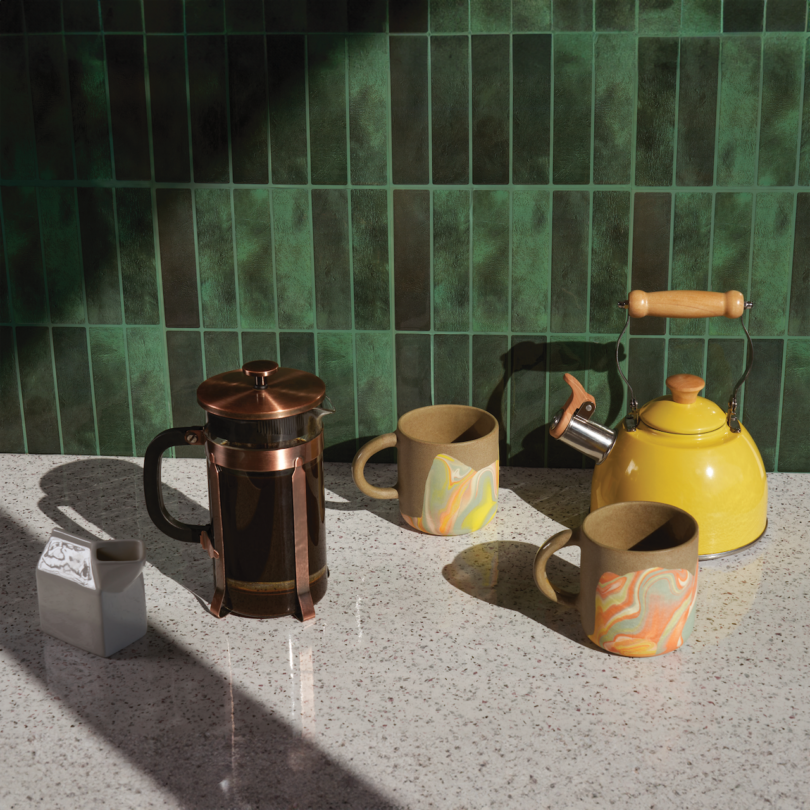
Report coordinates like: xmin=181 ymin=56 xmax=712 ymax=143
xmin=2 ymin=497 xmax=399 ymax=810
xmin=441 ymin=540 xmax=596 ymax=651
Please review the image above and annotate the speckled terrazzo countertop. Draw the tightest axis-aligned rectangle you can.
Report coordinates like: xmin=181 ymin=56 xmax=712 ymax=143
xmin=1 ymin=455 xmax=808 ymax=810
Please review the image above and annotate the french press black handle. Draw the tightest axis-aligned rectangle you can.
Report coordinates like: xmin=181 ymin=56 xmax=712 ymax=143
xmin=143 ymin=427 xmax=209 ymax=543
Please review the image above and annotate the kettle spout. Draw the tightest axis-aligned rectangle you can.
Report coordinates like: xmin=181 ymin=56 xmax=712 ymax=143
xmin=549 ymin=374 xmax=617 ymax=464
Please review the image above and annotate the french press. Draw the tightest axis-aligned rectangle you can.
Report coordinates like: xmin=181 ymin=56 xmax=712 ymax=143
xmin=143 ymin=360 xmax=333 ymax=620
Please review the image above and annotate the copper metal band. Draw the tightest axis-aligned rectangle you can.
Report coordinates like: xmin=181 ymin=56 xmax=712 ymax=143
xmin=206 ymin=433 xmax=323 ymax=472
xmin=227 ymin=565 xmax=328 ymax=594
xmin=207 ymin=449 xmax=228 ymax=618
xmin=292 ymin=457 xmax=316 ymax=621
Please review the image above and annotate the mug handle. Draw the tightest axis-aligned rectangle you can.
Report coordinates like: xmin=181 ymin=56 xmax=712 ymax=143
xmin=143 ymin=427 xmax=210 ymax=543
xmin=534 ymin=529 xmax=580 ymax=607
xmin=352 ymin=433 xmax=399 ymax=499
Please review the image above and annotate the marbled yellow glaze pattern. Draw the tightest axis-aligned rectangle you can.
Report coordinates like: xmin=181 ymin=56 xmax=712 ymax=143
xmin=588 ymin=566 xmax=698 ymax=657
xmin=404 ymin=455 xmax=498 ymax=536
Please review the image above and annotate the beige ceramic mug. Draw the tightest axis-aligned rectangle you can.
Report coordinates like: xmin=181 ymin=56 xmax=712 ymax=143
xmin=352 ymin=405 xmax=500 ymax=536
xmin=535 ymin=502 xmax=699 ymax=657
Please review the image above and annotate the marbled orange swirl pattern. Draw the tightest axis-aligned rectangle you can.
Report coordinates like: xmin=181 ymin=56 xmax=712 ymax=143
xmin=589 ymin=566 xmax=698 ymax=657
xmin=403 ymin=454 xmax=498 ymax=536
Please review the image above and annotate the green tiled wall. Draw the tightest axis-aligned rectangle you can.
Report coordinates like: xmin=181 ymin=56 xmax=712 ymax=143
xmin=1 ymin=0 xmax=809 ymax=470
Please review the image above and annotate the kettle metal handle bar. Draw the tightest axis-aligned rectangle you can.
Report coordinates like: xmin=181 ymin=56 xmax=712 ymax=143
xmin=616 ymin=290 xmax=754 ymax=434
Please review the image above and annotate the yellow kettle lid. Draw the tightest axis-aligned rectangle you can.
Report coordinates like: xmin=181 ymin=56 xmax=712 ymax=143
xmin=640 ymin=374 xmax=727 ymax=435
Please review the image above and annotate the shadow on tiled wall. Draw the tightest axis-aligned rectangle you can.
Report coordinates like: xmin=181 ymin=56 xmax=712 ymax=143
xmin=1 ymin=0 xmax=809 ymax=471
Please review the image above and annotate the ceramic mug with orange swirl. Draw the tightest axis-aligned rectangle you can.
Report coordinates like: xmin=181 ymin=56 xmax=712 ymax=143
xmin=352 ymin=405 xmax=499 ymax=536
xmin=534 ymin=502 xmax=699 ymax=657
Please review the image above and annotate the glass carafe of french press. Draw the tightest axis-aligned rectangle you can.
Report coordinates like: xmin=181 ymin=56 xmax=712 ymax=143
xmin=143 ymin=360 xmax=333 ymax=620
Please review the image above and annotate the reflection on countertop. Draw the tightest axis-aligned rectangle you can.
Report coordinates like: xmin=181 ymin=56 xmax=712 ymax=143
xmin=0 ymin=455 xmax=808 ymax=809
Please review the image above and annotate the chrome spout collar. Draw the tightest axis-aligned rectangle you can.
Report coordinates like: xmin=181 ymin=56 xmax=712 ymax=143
xmin=551 ymin=410 xmax=617 ymax=464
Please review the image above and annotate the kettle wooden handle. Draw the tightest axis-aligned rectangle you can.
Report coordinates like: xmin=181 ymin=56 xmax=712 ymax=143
xmin=549 ymin=374 xmax=595 ymax=440
xmin=628 ymin=290 xmax=745 ymax=319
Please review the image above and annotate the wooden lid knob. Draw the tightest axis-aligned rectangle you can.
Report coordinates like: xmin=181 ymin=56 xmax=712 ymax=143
xmin=666 ymin=374 xmax=705 ymax=405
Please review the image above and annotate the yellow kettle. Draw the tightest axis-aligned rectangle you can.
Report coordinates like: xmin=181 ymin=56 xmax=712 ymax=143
xmin=549 ymin=289 xmax=768 ymax=559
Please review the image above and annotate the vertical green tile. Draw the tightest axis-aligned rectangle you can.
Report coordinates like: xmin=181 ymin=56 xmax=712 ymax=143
xmin=595 ymin=0 xmax=634 ymax=31
xmin=78 ymin=188 xmax=122 ymax=325
xmin=551 ymin=191 xmax=590 ymax=333
xmin=510 ymin=336 xmax=547 ymax=466
xmin=710 ymin=193 xmax=752 ymax=336
xmin=777 ymin=339 xmax=810 ymax=471
xmin=166 ymin=330 xmax=205 ymax=457
xmin=186 ymin=0 xmax=225 ymax=32
xmin=431 ymin=36 xmax=469 ymax=185
xmin=723 ymin=0 xmax=764 ymax=32
xmin=705 ymin=338 xmax=744 ymax=409
xmin=66 ymin=35 xmax=111 ymax=181
xmin=716 ymin=37 xmax=761 ymax=187
xmin=627 ymin=337 xmax=665 ymax=406
xmin=226 ymin=0 xmax=264 ymax=31
xmin=553 ymin=0 xmax=593 ymax=31
xmin=28 ymin=35 xmax=74 ymax=181
xmin=512 ymin=189 xmax=550 ymax=333
xmin=749 ymin=193 xmax=794 ymax=336
xmin=117 ymin=189 xmax=159 ymax=325
xmin=433 ymin=189 xmax=470 ymax=332
xmin=434 ymin=333 xmax=470 ymax=405
xmin=395 ymin=333 xmax=431 ymax=416
xmin=356 ymin=331 xmax=394 ymax=449
xmin=0 ymin=223 xmax=9 ymax=324
xmin=280 ymin=331 xmax=316 ymax=373
xmin=16 ymin=326 xmax=60 ymax=454
xmin=742 ymin=338 xmax=782 ymax=471
xmin=430 ymin=0 xmax=469 ymax=32
xmin=100 ymin=0 xmax=143 ymax=31
xmin=233 ymin=189 xmax=275 ymax=331
xmin=3 ymin=186 xmax=48 ymax=324
xmin=0 ymin=0 xmax=23 ymax=34
xmin=471 ymin=0 xmax=510 ymax=31
xmin=471 ymin=34 xmax=510 ymax=184
xmin=89 ymin=327 xmax=132 ymax=456
xmin=318 ymin=331 xmax=356 ymax=461
xmin=676 ymin=38 xmax=719 ymax=187
xmin=547 ymin=339 xmax=588 ymax=468
xmin=638 ymin=0 xmax=681 ymax=34
xmin=352 ymin=189 xmax=390 ymax=330
xmin=267 ymin=36 xmax=309 ymax=184
xmin=241 ymin=330 xmax=278 ymax=363
xmin=758 ymin=35 xmax=804 ymax=187
xmin=593 ymin=33 xmax=635 ymax=185
xmin=472 ymin=190 xmax=509 ymax=333
xmin=587 ymin=338 xmax=626 ymax=428
xmin=512 ymin=34 xmax=551 ymax=185
xmin=39 ymin=188 xmax=85 ymax=325
xmin=312 ymin=189 xmax=351 ymax=330
xmin=513 ymin=0 xmax=551 ymax=31
xmin=348 ymin=0 xmax=386 ymax=33
xmin=53 ymin=327 xmax=96 ymax=455
xmin=23 ymin=1 xmax=61 ymax=33
xmin=670 ymin=192 xmax=712 ymax=336
xmin=63 ymin=0 xmax=102 ymax=31
xmin=309 ymin=0 xmax=348 ymax=32
xmin=195 ymin=189 xmax=237 ymax=330
xmin=348 ymin=35 xmax=388 ymax=185
xmin=789 ymin=194 xmax=810 ymax=335
xmin=682 ymin=0 xmax=721 ymax=33
xmin=144 ymin=0 xmax=184 ymax=32
xmin=272 ymin=188 xmax=314 ymax=329
xmin=636 ymin=38 xmax=679 ymax=186
xmin=127 ymin=327 xmax=169 ymax=455
xmin=800 ymin=43 xmax=810 ymax=185
xmin=553 ymin=33 xmax=593 ymax=185
xmin=667 ymin=338 xmax=706 ymax=380
xmin=590 ymin=191 xmax=630 ymax=334
xmin=393 ymin=190 xmax=430 ymax=330
xmin=0 ymin=327 xmax=25 ymax=452
xmin=766 ymin=0 xmax=807 ymax=31
xmin=0 ymin=37 xmax=37 ymax=181
xmin=472 ymin=334 xmax=507 ymax=460
xmin=308 ymin=35 xmax=348 ymax=186
xmin=204 ymin=331 xmax=240 ymax=377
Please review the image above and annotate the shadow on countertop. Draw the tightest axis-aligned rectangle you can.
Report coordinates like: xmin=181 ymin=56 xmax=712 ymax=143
xmin=0 ymin=458 xmax=401 ymax=810
xmin=442 ymin=540 xmax=598 ymax=652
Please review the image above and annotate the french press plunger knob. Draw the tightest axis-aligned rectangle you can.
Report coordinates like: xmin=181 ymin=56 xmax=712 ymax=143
xmin=243 ymin=360 xmax=279 ymax=389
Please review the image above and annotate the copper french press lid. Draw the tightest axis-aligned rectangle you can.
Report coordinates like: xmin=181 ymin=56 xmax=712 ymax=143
xmin=197 ymin=360 xmax=327 ymax=420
